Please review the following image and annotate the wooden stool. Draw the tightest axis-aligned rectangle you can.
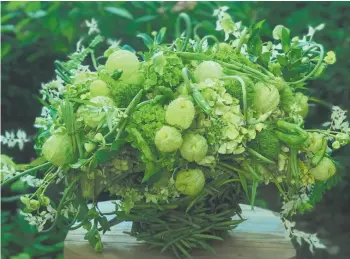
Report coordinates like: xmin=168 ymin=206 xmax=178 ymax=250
xmin=65 ymin=201 xmax=296 ymax=259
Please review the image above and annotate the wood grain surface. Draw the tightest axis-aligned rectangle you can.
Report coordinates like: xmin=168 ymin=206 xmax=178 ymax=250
xmin=65 ymin=202 xmax=296 ymax=259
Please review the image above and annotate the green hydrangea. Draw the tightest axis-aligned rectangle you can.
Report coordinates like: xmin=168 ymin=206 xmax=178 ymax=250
xmin=111 ymin=81 xmax=143 ymax=108
xmin=224 ymin=76 xmax=254 ymax=107
xmin=132 ymin=103 xmax=166 ymax=143
xmin=155 ymin=126 xmax=183 ymax=153
xmin=141 ymin=54 xmax=183 ymax=90
xmin=249 ymin=128 xmax=280 ymax=160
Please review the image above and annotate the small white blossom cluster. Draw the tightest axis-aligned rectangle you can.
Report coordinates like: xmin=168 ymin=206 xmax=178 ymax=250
xmin=0 ymin=129 xmax=30 ymax=150
xmin=280 ymin=185 xmax=327 ymax=254
xmin=85 ymin=18 xmax=100 ymax=35
xmin=40 ymin=77 xmax=65 ymax=100
xmin=283 ymin=218 xmax=326 ymax=254
xmin=322 ymin=106 xmax=350 ymax=149
xmin=1 ymin=158 xmax=19 ymax=182
xmin=20 ymin=205 xmax=57 ymax=232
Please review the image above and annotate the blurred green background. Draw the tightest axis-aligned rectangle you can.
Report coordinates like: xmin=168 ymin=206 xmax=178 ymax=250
xmin=1 ymin=1 xmax=350 ymax=258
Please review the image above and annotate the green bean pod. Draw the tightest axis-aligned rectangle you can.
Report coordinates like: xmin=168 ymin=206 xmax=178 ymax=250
xmin=192 ymin=88 xmax=212 ymax=115
xmin=275 ymin=130 xmax=308 ymax=146
xmin=311 ymin=137 xmax=328 ymax=166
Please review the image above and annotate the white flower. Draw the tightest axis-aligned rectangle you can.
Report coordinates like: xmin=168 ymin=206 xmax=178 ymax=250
xmin=213 ymin=6 xmax=229 ymax=16
xmin=21 ymin=175 xmax=43 ymax=187
xmin=307 ymin=23 xmax=325 ymax=40
xmin=106 ymin=38 xmax=121 ymax=48
xmin=76 ymin=37 xmax=85 ymax=53
xmin=85 ymin=18 xmax=100 ymax=35
xmin=1 ymin=129 xmax=31 ymax=150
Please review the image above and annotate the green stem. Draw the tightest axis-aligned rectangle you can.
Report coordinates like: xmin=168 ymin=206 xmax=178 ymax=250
xmin=289 ymin=44 xmax=325 ymax=85
xmin=199 ymin=35 xmax=219 ymax=54
xmin=175 ymin=13 xmax=192 ymax=51
xmin=1 ymin=193 xmax=34 ymax=202
xmin=220 ymin=76 xmax=247 ymax=123
xmin=1 ymin=162 xmax=51 ymax=189
xmin=309 ymin=97 xmax=333 ymax=109
xmin=41 ymin=179 xmax=78 ymax=233
xmin=175 ymin=52 xmax=271 ymax=80
xmin=246 ymin=148 xmax=276 ymax=165
xmin=104 ymin=89 xmax=143 ymax=139
xmin=235 ymin=28 xmax=247 ymax=54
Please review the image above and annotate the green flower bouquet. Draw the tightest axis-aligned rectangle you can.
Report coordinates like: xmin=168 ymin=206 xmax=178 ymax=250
xmin=2 ymin=9 xmax=349 ymax=258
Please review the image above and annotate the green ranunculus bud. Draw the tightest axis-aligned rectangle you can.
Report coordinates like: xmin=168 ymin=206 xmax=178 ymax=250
xmin=272 ymin=25 xmax=290 ymax=40
xmin=39 ymin=196 xmax=50 ymax=206
xmin=89 ymin=80 xmax=110 ymax=97
xmin=95 ymin=240 xmax=103 ymax=252
xmin=175 ymin=169 xmax=205 ymax=196
xmin=155 ymin=126 xmax=183 ymax=153
xmin=165 ymin=97 xmax=195 ymax=129
xmin=20 ymin=196 xmax=30 ymax=206
xmin=295 ymin=92 xmax=309 ymax=118
xmin=304 ymin=132 xmax=324 ymax=154
xmin=84 ymin=142 xmax=97 ymax=153
xmin=180 ymin=133 xmax=208 ymax=162
xmin=28 ymin=199 xmax=40 ymax=211
xmin=78 ymin=96 xmax=116 ymax=128
xmin=308 ymin=157 xmax=336 ymax=181
xmin=105 ymin=50 xmax=140 ymax=82
xmin=42 ymin=133 xmax=74 ymax=166
xmin=252 ymin=83 xmax=280 ymax=114
xmin=194 ymin=61 xmax=223 ymax=82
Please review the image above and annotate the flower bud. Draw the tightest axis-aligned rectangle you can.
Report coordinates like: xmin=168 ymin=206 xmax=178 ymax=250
xmin=84 ymin=142 xmax=97 ymax=153
xmin=155 ymin=126 xmax=183 ymax=153
xmin=180 ymin=133 xmax=208 ymax=162
xmin=90 ymin=80 xmax=110 ymax=97
xmin=194 ymin=61 xmax=223 ymax=82
xmin=165 ymin=97 xmax=195 ymax=129
xmin=295 ymin=92 xmax=309 ymax=118
xmin=175 ymin=169 xmax=205 ymax=196
xmin=28 ymin=200 xmax=40 ymax=211
xmin=252 ymin=83 xmax=280 ymax=114
xmin=308 ymin=157 xmax=336 ymax=181
xmin=106 ymin=50 xmax=140 ymax=82
xmin=39 ymin=196 xmax=50 ymax=206
xmin=42 ymin=133 xmax=74 ymax=166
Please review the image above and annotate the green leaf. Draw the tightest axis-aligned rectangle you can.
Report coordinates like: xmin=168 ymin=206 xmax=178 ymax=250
xmin=10 ymin=180 xmax=28 ymax=192
xmin=84 ymin=225 xmax=97 ymax=241
xmin=281 ymin=27 xmax=290 ymax=53
xmin=156 ymin=27 xmax=167 ymax=44
xmin=134 ymin=15 xmax=157 ymax=24
xmin=137 ymin=33 xmax=154 ymax=49
xmin=111 ymin=139 xmax=125 ymax=151
xmin=142 ymin=162 xmax=158 ymax=183
xmin=250 ymin=180 xmax=258 ymax=209
xmin=104 ymin=7 xmax=133 ymax=20
xmin=95 ymin=149 xmax=111 ymax=164
xmin=247 ymin=20 xmax=265 ymax=57
xmin=260 ymin=52 xmax=271 ymax=66
xmin=27 ymin=10 xmax=47 ymax=19
xmin=70 ymin=159 xmax=88 ymax=169
xmin=122 ymin=44 xmax=136 ymax=53
xmin=277 ymin=55 xmax=288 ymax=66
xmin=152 ymin=51 xmax=167 ymax=75
xmin=237 ymin=171 xmax=250 ymax=202
xmin=1 ymin=43 xmax=12 ymax=59
xmin=98 ymin=216 xmax=111 ymax=234
xmin=1 ymin=25 xmax=15 ymax=33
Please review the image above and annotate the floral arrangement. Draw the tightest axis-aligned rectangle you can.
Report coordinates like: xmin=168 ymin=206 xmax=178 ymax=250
xmin=2 ymin=8 xmax=349 ymax=258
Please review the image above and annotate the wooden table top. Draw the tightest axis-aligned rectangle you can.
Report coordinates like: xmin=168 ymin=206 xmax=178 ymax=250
xmin=65 ymin=201 xmax=296 ymax=259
